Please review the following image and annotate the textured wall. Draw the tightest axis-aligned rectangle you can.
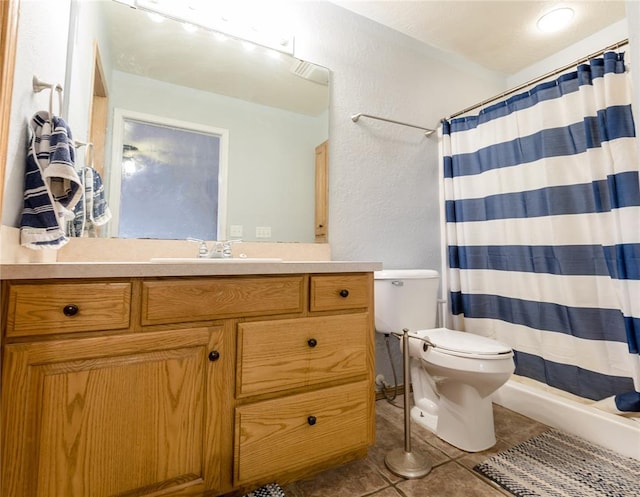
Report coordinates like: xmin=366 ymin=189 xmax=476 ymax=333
xmin=291 ymin=2 xmax=505 ymax=270
xmin=3 ymin=0 xmax=71 ymax=228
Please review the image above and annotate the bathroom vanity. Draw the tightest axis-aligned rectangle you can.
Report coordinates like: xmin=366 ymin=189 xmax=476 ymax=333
xmin=0 ymin=261 xmax=380 ymax=497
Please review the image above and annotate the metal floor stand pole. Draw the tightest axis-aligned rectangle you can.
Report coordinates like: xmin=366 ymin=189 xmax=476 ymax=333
xmin=384 ymin=328 xmax=432 ymax=479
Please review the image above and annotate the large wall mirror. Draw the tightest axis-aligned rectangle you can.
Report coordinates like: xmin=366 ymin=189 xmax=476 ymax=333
xmin=65 ymin=0 xmax=330 ymax=243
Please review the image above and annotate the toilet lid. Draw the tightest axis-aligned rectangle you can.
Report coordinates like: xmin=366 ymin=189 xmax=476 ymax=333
xmin=418 ymin=328 xmax=512 ymax=356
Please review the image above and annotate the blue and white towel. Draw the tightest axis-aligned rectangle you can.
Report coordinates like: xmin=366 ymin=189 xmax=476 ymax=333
xmin=70 ymin=166 xmax=112 ymax=237
xmin=20 ymin=111 xmax=83 ymax=249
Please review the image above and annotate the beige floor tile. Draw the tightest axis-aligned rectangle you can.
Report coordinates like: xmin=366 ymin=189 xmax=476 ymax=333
xmin=493 ymin=404 xmax=549 ymax=446
xmin=281 ymin=457 xmax=388 ymax=497
xmin=395 ymin=461 xmax=507 ymax=497
xmin=367 ymin=487 xmax=406 ymax=496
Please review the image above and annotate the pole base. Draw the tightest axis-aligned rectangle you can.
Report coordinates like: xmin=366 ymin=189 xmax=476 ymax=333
xmin=384 ymin=447 xmax=432 ymax=479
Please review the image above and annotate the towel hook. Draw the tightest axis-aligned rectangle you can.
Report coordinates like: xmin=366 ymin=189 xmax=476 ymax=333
xmin=74 ymin=140 xmax=95 ymax=168
xmin=32 ymin=75 xmax=63 ymax=119
xmin=86 ymin=142 xmax=94 ymax=168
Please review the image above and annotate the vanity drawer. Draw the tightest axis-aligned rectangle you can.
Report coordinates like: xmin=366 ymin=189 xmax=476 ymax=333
xmin=237 ymin=313 xmax=370 ymax=397
xmin=310 ymin=274 xmax=371 ymax=312
xmin=141 ymin=276 xmax=304 ymax=325
xmin=234 ymin=380 xmax=371 ymax=485
xmin=5 ymin=281 xmax=132 ymax=337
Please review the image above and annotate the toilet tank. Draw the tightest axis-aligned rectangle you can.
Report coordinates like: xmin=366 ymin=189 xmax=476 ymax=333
xmin=374 ymin=269 xmax=440 ymax=334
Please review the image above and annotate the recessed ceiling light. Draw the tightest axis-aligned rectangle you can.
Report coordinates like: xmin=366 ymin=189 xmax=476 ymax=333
xmin=537 ymin=7 xmax=574 ymax=33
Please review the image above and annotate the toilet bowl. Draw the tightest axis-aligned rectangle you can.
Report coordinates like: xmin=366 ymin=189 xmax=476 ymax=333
xmin=408 ymin=327 xmax=514 ymax=451
xmin=374 ymin=269 xmax=515 ymax=452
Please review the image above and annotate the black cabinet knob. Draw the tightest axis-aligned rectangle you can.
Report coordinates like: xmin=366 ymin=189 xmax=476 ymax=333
xmin=307 ymin=338 xmax=317 ymax=348
xmin=339 ymin=289 xmax=349 ymax=298
xmin=63 ymin=304 xmax=79 ymax=317
xmin=208 ymin=351 xmax=220 ymax=362
xmin=307 ymin=415 xmax=317 ymax=426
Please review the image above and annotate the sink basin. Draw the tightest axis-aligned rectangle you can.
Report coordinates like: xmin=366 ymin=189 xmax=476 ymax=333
xmin=150 ymin=257 xmax=283 ymax=263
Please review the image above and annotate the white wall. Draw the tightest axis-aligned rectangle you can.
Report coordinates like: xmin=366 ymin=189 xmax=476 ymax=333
xmin=289 ymin=2 xmax=505 ymax=268
xmin=3 ymin=0 xmax=71 ymax=230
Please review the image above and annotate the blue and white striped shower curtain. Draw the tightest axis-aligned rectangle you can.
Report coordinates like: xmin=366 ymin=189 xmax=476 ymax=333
xmin=440 ymin=51 xmax=640 ymax=404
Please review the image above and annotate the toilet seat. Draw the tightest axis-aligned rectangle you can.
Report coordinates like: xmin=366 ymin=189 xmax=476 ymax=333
xmin=415 ymin=328 xmax=512 ymax=360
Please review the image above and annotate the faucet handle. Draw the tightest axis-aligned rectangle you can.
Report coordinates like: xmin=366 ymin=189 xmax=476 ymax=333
xmin=187 ymin=237 xmax=210 ymax=258
xmin=220 ymin=239 xmax=242 ymax=258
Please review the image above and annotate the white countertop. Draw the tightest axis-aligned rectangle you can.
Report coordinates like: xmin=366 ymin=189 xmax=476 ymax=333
xmin=0 ymin=261 xmax=383 ymax=280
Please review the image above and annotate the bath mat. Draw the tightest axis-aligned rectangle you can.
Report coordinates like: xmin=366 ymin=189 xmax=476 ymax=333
xmin=474 ymin=429 xmax=640 ymax=497
xmin=243 ymin=483 xmax=285 ymax=497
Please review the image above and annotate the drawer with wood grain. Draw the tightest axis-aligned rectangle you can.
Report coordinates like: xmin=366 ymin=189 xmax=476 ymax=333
xmin=5 ymin=281 xmax=132 ymax=337
xmin=309 ymin=273 xmax=371 ymax=312
xmin=236 ymin=313 xmax=370 ymax=397
xmin=234 ymin=380 xmax=371 ymax=485
xmin=141 ymin=276 xmax=305 ymax=326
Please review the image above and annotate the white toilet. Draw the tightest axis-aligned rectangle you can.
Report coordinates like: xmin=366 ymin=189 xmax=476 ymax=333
xmin=374 ymin=269 xmax=515 ymax=452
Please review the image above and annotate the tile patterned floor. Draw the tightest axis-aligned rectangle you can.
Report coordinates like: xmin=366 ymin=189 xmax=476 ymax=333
xmin=282 ymin=396 xmax=550 ymax=497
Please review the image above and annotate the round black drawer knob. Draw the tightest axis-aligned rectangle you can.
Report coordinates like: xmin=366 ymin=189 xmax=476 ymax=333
xmin=339 ymin=289 xmax=349 ymax=298
xmin=63 ymin=304 xmax=79 ymax=317
xmin=208 ymin=351 xmax=220 ymax=362
xmin=307 ymin=338 xmax=318 ymax=348
xmin=307 ymin=415 xmax=317 ymax=426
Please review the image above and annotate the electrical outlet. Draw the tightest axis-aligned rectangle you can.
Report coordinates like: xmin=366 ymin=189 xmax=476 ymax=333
xmin=255 ymin=226 xmax=271 ymax=238
xmin=230 ymin=225 xmax=243 ymax=237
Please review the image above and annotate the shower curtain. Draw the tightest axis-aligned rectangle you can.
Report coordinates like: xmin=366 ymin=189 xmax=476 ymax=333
xmin=440 ymin=51 xmax=640 ymax=409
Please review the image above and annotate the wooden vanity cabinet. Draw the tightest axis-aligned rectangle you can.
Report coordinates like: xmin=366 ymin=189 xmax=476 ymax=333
xmin=1 ymin=272 xmax=375 ymax=497
xmin=2 ymin=326 xmax=227 ymax=497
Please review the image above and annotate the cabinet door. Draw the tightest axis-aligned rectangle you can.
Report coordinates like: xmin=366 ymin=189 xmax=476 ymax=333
xmin=2 ymin=327 xmax=226 ymax=497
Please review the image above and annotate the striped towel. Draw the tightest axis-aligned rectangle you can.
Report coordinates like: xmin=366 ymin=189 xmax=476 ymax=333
xmin=70 ymin=167 xmax=112 ymax=237
xmin=20 ymin=111 xmax=83 ymax=249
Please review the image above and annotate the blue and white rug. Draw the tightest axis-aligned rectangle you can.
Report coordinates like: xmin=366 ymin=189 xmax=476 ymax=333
xmin=243 ymin=483 xmax=285 ymax=497
xmin=474 ymin=429 xmax=640 ymax=497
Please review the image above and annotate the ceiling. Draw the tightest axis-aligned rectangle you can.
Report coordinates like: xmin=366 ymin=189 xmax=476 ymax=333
xmin=331 ymin=1 xmax=627 ymax=75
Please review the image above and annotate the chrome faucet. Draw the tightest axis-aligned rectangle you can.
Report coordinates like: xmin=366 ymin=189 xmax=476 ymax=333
xmin=188 ymin=238 xmax=241 ymax=258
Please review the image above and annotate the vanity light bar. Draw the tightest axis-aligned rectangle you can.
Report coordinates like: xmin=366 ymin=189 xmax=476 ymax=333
xmin=123 ymin=0 xmax=295 ymax=55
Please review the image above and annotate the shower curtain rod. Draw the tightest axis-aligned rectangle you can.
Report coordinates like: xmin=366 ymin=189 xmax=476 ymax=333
xmin=351 ymin=112 xmax=436 ymax=136
xmin=446 ymin=38 xmax=629 ymax=120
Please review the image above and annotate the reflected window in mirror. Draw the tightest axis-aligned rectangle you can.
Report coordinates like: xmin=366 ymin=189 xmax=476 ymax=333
xmin=110 ymin=110 xmax=228 ymax=240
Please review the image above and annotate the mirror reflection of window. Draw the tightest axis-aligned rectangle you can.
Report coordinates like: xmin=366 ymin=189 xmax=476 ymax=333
xmin=113 ymin=112 xmax=228 ymax=240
